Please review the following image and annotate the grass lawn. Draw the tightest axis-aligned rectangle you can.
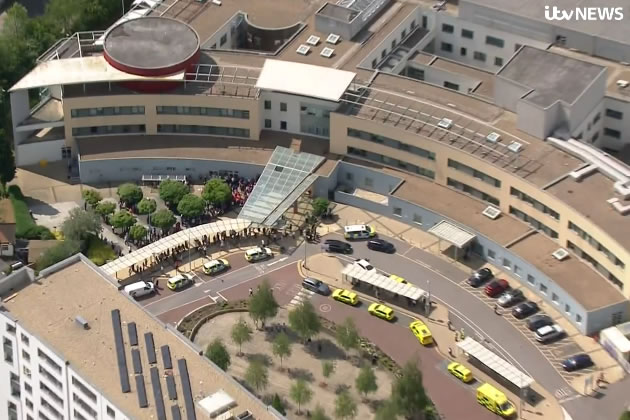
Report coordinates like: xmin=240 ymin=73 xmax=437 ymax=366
xmin=86 ymin=236 xmax=116 ymax=266
xmin=7 ymin=185 xmax=37 ymax=236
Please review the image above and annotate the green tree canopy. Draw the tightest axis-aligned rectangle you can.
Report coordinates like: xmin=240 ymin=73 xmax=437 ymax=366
xmin=0 ymin=132 xmax=16 ymax=188
xmin=288 ymin=301 xmax=321 ymax=343
xmin=270 ymin=394 xmax=286 ymax=416
xmin=205 ymin=339 xmax=230 ymax=371
xmin=249 ymin=280 xmax=279 ymax=328
xmin=137 ymin=198 xmax=157 ymax=215
xmin=151 ymin=208 xmax=176 ymax=231
xmin=245 ymin=360 xmax=268 ymax=393
xmin=231 ymin=318 xmax=252 ymax=356
xmin=375 ymin=402 xmax=399 ymax=420
xmin=272 ymin=332 xmax=291 ymax=367
xmin=35 ymin=240 xmax=81 ymax=271
xmin=61 ymin=208 xmax=102 ymax=241
xmin=117 ymin=183 xmax=143 ymax=207
xmin=95 ymin=201 xmax=116 ymax=219
xmin=177 ymin=193 xmax=205 ymax=218
xmin=620 ymin=412 xmax=630 ymax=420
xmin=336 ymin=317 xmax=360 ymax=356
xmin=290 ymin=378 xmax=313 ymax=415
xmin=311 ymin=405 xmax=331 ymax=420
xmin=81 ymin=189 xmax=102 ymax=208
xmin=109 ymin=210 xmax=136 ymax=232
xmin=159 ymin=179 xmax=189 ymax=206
xmin=334 ymin=391 xmax=357 ymax=420
xmin=202 ymin=179 xmax=232 ymax=207
xmin=322 ymin=360 xmax=335 ymax=379
xmin=355 ymin=365 xmax=378 ymax=398
xmin=312 ymin=197 xmax=330 ymax=217
xmin=129 ymin=224 xmax=147 ymax=242
xmin=390 ymin=361 xmax=430 ymax=419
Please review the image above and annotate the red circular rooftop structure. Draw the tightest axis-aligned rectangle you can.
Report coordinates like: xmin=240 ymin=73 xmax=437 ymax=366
xmin=104 ymin=17 xmax=200 ymax=77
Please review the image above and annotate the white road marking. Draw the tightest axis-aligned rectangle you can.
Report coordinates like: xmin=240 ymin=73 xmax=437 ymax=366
xmin=267 ymin=257 xmax=288 ymax=267
xmin=219 ymin=260 xmax=297 ymax=294
xmin=203 ymin=289 xmax=212 ymax=293
xmin=151 ymin=295 xmax=213 ymax=316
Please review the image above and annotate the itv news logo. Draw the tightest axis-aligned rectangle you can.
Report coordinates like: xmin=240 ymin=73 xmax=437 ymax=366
xmin=544 ymin=6 xmax=624 ymax=21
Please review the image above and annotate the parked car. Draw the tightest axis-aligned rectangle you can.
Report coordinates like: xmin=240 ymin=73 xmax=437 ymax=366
xmin=467 ymin=268 xmax=493 ymax=287
xmin=484 ymin=279 xmax=509 ymax=297
xmin=497 ymin=289 xmax=525 ymax=307
xmin=202 ymin=258 xmax=230 ymax=275
xmin=302 ymin=277 xmax=331 ymax=296
xmin=535 ymin=324 xmax=564 ymax=343
xmin=322 ymin=239 xmax=352 ymax=254
xmin=367 ymin=238 xmax=395 ymax=253
xmin=526 ymin=314 xmax=553 ymax=331
xmin=409 ymin=320 xmax=433 ymax=346
xmin=332 ymin=289 xmax=359 ymax=306
xmin=447 ymin=362 xmax=473 ymax=383
xmin=124 ymin=281 xmax=155 ymax=299
xmin=561 ymin=354 xmax=593 ymax=372
xmin=354 ymin=259 xmax=375 ymax=272
xmin=368 ymin=303 xmax=395 ymax=321
xmin=512 ymin=301 xmax=539 ymax=319
xmin=167 ymin=273 xmax=194 ymax=291
xmin=245 ymin=247 xmax=273 ymax=262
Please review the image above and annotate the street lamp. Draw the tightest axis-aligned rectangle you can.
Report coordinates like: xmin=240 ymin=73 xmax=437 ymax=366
xmin=188 ymin=228 xmax=192 ymax=272
xmin=303 ymin=237 xmax=308 ymax=270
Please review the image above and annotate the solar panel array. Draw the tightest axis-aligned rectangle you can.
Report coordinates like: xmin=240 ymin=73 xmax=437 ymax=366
xmin=131 ymin=349 xmax=143 ymax=374
xmin=161 ymin=345 xmax=173 ymax=370
xmin=178 ymin=359 xmax=197 ymax=420
xmin=150 ymin=366 xmax=167 ymax=420
xmin=135 ymin=375 xmax=148 ymax=408
xmin=111 ymin=310 xmax=131 ymax=393
xmin=145 ymin=332 xmax=157 ymax=364
xmin=128 ymin=322 xmax=138 ymax=346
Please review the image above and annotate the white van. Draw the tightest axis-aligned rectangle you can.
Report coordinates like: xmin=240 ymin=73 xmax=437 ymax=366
xmin=124 ymin=281 xmax=155 ymax=299
xmin=343 ymin=224 xmax=375 ymax=240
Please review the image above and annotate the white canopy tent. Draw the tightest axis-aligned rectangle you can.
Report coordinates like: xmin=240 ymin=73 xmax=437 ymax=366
xmin=341 ymin=264 xmax=428 ymax=302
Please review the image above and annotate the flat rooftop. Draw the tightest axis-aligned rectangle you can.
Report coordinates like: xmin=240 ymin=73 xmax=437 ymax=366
xmin=547 ymin=172 xmax=630 ymax=251
xmin=507 ymin=232 xmax=625 ymax=311
xmin=1 ymin=259 xmax=274 ymax=419
xmin=498 ymin=46 xmax=605 ymax=108
xmin=429 ymin=58 xmax=495 ymax=98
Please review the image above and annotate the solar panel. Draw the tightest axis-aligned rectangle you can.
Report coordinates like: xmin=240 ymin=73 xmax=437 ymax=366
xmin=166 ymin=375 xmax=178 ymax=400
xmin=177 ymin=359 xmax=196 ymax=420
xmin=161 ymin=345 xmax=172 ymax=370
xmin=135 ymin=375 xmax=149 ymax=408
xmin=171 ymin=405 xmax=182 ymax=420
xmin=145 ymin=332 xmax=157 ymax=365
xmin=128 ymin=322 xmax=138 ymax=346
xmin=131 ymin=349 xmax=143 ymax=374
xmin=111 ymin=310 xmax=131 ymax=393
xmin=150 ymin=366 xmax=167 ymax=420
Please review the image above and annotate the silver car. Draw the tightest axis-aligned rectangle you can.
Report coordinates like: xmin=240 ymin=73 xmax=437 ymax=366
xmin=535 ymin=324 xmax=564 ymax=343
xmin=497 ymin=289 xmax=524 ymax=307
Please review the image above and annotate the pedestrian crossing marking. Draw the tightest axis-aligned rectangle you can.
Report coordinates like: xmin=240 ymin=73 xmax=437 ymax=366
xmin=287 ymin=288 xmax=316 ymax=307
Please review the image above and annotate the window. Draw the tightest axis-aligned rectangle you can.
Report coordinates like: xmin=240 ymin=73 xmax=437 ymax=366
xmin=264 ymin=119 xmax=271 ymax=129
xmin=444 ymin=81 xmax=459 ymax=90
xmin=280 ymin=102 xmax=287 ymax=112
xmin=25 ymin=382 xmax=32 ymax=394
xmin=8 ymin=402 xmax=17 ymax=420
xmin=156 ymin=106 xmax=249 ymax=119
xmin=575 ymin=132 xmax=583 ymax=140
xmin=38 ymin=349 xmax=62 ymax=373
xmin=591 ymin=132 xmax=600 ymax=143
xmin=157 ymin=125 xmax=250 ymax=138
xmin=264 ymin=100 xmax=271 ymax=110
xmin=26 ymin=399 xmax=33 ymax=409
xmin=487 ymin=249 xmax=496 ymax=260
xmin=22 ymin=350 xmax=30 ymax=362
xmin=527 ymin=274 xmax=535 ymax=285
xmin=421 ymin=15 xmax=427 ymax=28
xmin=551 ymin=293 xmax=559 ymax=304
xmin=220 ymin=34 xmax=227 ymax=46
xmin=448 ymin=159 xmax=501 ymax=187
xmin=280 ymin=121 xmax=287 ymax=130
xmin=391 ymin=39 xmax=396 ymax=49
xmin=605 ymin=109 xmax=623 ymax=120
xmin=413 ymin=214 xmax=422 ymax=225
xmin=494 ymin=57 xmax=503 ymax=66
xmin=510 ymin=187 xmax=559 ymax=219
xmin=61 ymin=147 xmax=72 ymax=159
xmin=442 ymin=23 xmax=454 ymax=33
xmin=347 ymin=128 xmax=435 ymax=160
xmin=72 ymin=377 xmax=97 ymax=402
xmin=568 ymin=221 xmax=625 ymax=269
xmin=347 ymin=147 xmax=435 ymax=179
xmin=71 ymin=106 xmax=145 ymax=118
xmin=107 ymin=406 xmax=115 ymax=418
xmin=401 ymin=29 xmax=407 ymax=39
xmin=473 ymin=51 xmax=486 ymax=62
xmin=381 ymin=49 xmax=386 ymax=58
xmin=72 ymin=394 xmax=97 ymax=417
xmin=613 ymin=312 xmax=623 ymax=324
xmin=604 ymin=128 xmax=621 ymax=139
xmin=509 ymin=207 xmax=558 ymax=239
xmin=3 ymin=337 xmax=13 ymax=364
xmin=441 ymin=42 xmax=453 ymax=53
xmin=345 ymin=172 xmax=353 ymax=181
xmin=539 ymin=283 xmax=548 ymax=294
xmin=485 ymin=36 xmax=504 ymax=48
xmin=21 ymin=334 xmax=29 ymax=345
xmin=364 ymin=177 xmax=374 ymax=187
xmin=393 ymin=207 xmax=402 ymax=217
xmin=513 ymin=265 xmax=522 ymax=277
xmin=447 ymin=178 xmax=500 ymax=205
xmin=565 ymin=304 xmax=571 ymax=315
xmin=72 ymin=124 xmax=145 ymax=136
xmin=411 ymin=19 xmax=416 ymax=29
xmin=372 ymin=59 xmax=377 ymax=68
xmin=576 ymin=314 xmax=582 ymax=324
xmin=502 ymin=258 xmax=511 ymax=270
xmin=461 ymin=29 xmax=473 ymax=39
xmin=460 ymin=47 xmax=467 ymax=56
xmin=6 ymin=324 xmax=15 ymax=334
xmin=593 ymin=112 xmax=601 ymax=124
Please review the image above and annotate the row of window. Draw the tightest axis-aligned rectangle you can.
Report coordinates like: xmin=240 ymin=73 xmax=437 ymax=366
xmin=567 ymin=241 xmax=623 ymax=290
xmin=439 ymin=43 xmax=504 ymax=66
xmin=441 ymin=24 xmax=505 ymax=48
xmin=447 ymin=178 xmax=500 ymax=205
xmin=264 ymin=100 xmax=287 ymax=112
xmin=157 ymin=124 xmax=250 ymax=138
xmin=347 ymin=128 xmax=436 ymax=161
xmin=347 ymin=147 xmax=435 ymax=179
xmin=604 ymin=127 xmax=622 ymax=139
xmin=509 ymin=206 xmax=558 ymax=239
xmin=72 ymin=376 xmax=97 ymax=403
xmin=447 ymin=159 xmax=501 ymax=187
xmin=510 ymin=187 xmax=559 ymax=220
xmin=72 ymin=125 xmax=146 ymax=136
xmin=605 ymin=108 xmax=623 ymax=120
xmin=71 ymin=106 xmax=145 ymax=118
xmin=373 ymin=18 xmax=419 ymax=66
xmin=568 ymin=222 xmax=625 ymax=269
xmin=156 ymin=106 xmax=250 ymax=119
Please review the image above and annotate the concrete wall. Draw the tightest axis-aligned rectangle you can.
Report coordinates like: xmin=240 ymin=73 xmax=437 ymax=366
xmin=16 ymin=139 xmax=66 ymax=166
xmin=0 ymin=311 xmax=21 ymax=420
xmin=601 ymin=97 xmax=630 ymax=149
xmin=493 ymin=76 xmax=531 ymax=112
xmin=407 ymin=62 xmax=484 ymax=93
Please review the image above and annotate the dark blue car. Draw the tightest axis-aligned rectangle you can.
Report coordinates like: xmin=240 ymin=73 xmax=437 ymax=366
xmin=561 ymin=354 xmax=593 ymax=372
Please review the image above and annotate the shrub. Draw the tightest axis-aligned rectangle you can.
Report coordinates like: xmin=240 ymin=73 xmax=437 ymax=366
xmin=35 ymin=240 xmax=81 ymax=271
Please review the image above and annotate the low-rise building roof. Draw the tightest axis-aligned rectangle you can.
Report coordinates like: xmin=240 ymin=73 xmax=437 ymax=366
xmin=0 ymin=199 xmax=15 ymax=224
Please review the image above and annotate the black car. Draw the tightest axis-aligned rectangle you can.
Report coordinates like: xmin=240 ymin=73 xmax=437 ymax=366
xmin=467 ymin=267 xmax=493 ymax=287
xmin=511 ymin=301 xmax=539 ymax=319
xmin=367 ymin=239 xmax=395 ymax=253
xmin=322 ymin=239 xmax=353 ymax=254
xmin=526 ymin=314 xmax=553 ymax=331
xmin=561 ymin=354 xmax=593 ymax=372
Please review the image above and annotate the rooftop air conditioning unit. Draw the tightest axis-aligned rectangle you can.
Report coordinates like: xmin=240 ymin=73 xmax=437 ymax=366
xmin=552 ymin=248 xmax=569 ymax=261
xmin=508 ymin=142 xmax=523 ymax=153
xmin=617 ymin=80 xmax=629 ymax=88
xmin=486 ymin=132 xmax=501 ymax=144
xmin=482 ymin=206 xmax=501 ymax=220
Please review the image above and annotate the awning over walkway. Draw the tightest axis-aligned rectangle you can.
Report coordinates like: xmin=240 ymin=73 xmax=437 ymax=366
xmin=238 ymin=146 xmax=324 ymax=226
xmin=457 ymin=337 xmax=534 ymax=389
xmin=101 ymin=219 xmax=252 ymax=276
xmin=341 ymin=264 xmax=429 ymax=302
xmin=428 ymin=220 xmax=476 ymax=248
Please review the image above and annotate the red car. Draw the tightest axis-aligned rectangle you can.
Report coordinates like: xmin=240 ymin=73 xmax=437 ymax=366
xmin=485 ymin=279 xmax=509 ymax=297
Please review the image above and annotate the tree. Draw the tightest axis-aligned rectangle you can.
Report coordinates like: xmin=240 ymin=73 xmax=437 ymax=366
xmin=129 ymin=224 xmax=147 ymax=242
xmin=288 ymin=301 xmax=321 ymax=344
xmin=311 ymin=405 xmax=331 ymax=420
xmin=322 ymin=361 xmax=335 ymax=380
xmin=270 ymin=394 xmax=286 ymax=416
xmin=312 ymin=197 xmax=330 ymax=217
xmin=620 ymin=412 xmax=630 ymax=420
xmin=177 ymin=193 xmax=205 ymax=218
xmin=202 ymin=178 xmax=232 ymax=207
xmin=81 ymin=189 xmax=102 ymax=208
xmin=95 ymin=201 xmax=116 ymax=219
xmin=375 ymin=402 xmax=399 ymax=420
xmin=231 ymin=318 xmax=252 ymax=356
xmin=205 ymin=339 xmax=230 ymax=371
xmin=0 ymin=133 xmax=16 ymax=189
xmin=290 ymin=378 xmax=313 ymax=415
xmin=245 ymin=360 xmax=268 ymax=393
xmin=117 ymin=183 xmax=143 ymax=207
xmin=272 ymin=332 xmax=291 ymax=367
xmin=109 ymin=210 xmax=136 ymax=232
xmin=151 ymin=208 xmax=176 ymax=231
xmin=336 ymin=317 xmax=360 ymax=357
xmin=159 ymin=179 xmax=188 ymax=206
xmin=390 ymin=361 xmax=430 ymax=419
xmin=61 ymin=208 xmax=102 ymax=241
xmin=137 ymin=198 xmax=157 ymax=215
xmin=334 ymin=391 xmax=357 ymax=420
xmin=248 ymin=280 xmax=279 ymax=329
xmin=355 ymin=365 xmax=378 ymax=399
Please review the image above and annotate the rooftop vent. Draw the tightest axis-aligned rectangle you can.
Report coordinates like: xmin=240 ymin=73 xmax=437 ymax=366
xmin=75 ymin=316 xmax=89 ymax=330
xmin=481 ymin=206 xmax=501 ymax=220
xmin=306 ymin=35 xmax=320 ymax=46
xmin=508 ymin=141 xmax=523 ymax=153
xmin=321 ymin=47 xmax=334 ymax=58
xmin=437 ymin=118 xmax=453 ymax=130
xmin=616 ymin=80 xmax=629 ymax=89
xmin=296 ymin=45 xmax=310 ymax=55
xmin=552 ymin=248 xmax=569 ymax=261
xmin=327 ymin=33 xmax=340 ymax=45
xmin=486 ymin=132 xmax=501 ymax=144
